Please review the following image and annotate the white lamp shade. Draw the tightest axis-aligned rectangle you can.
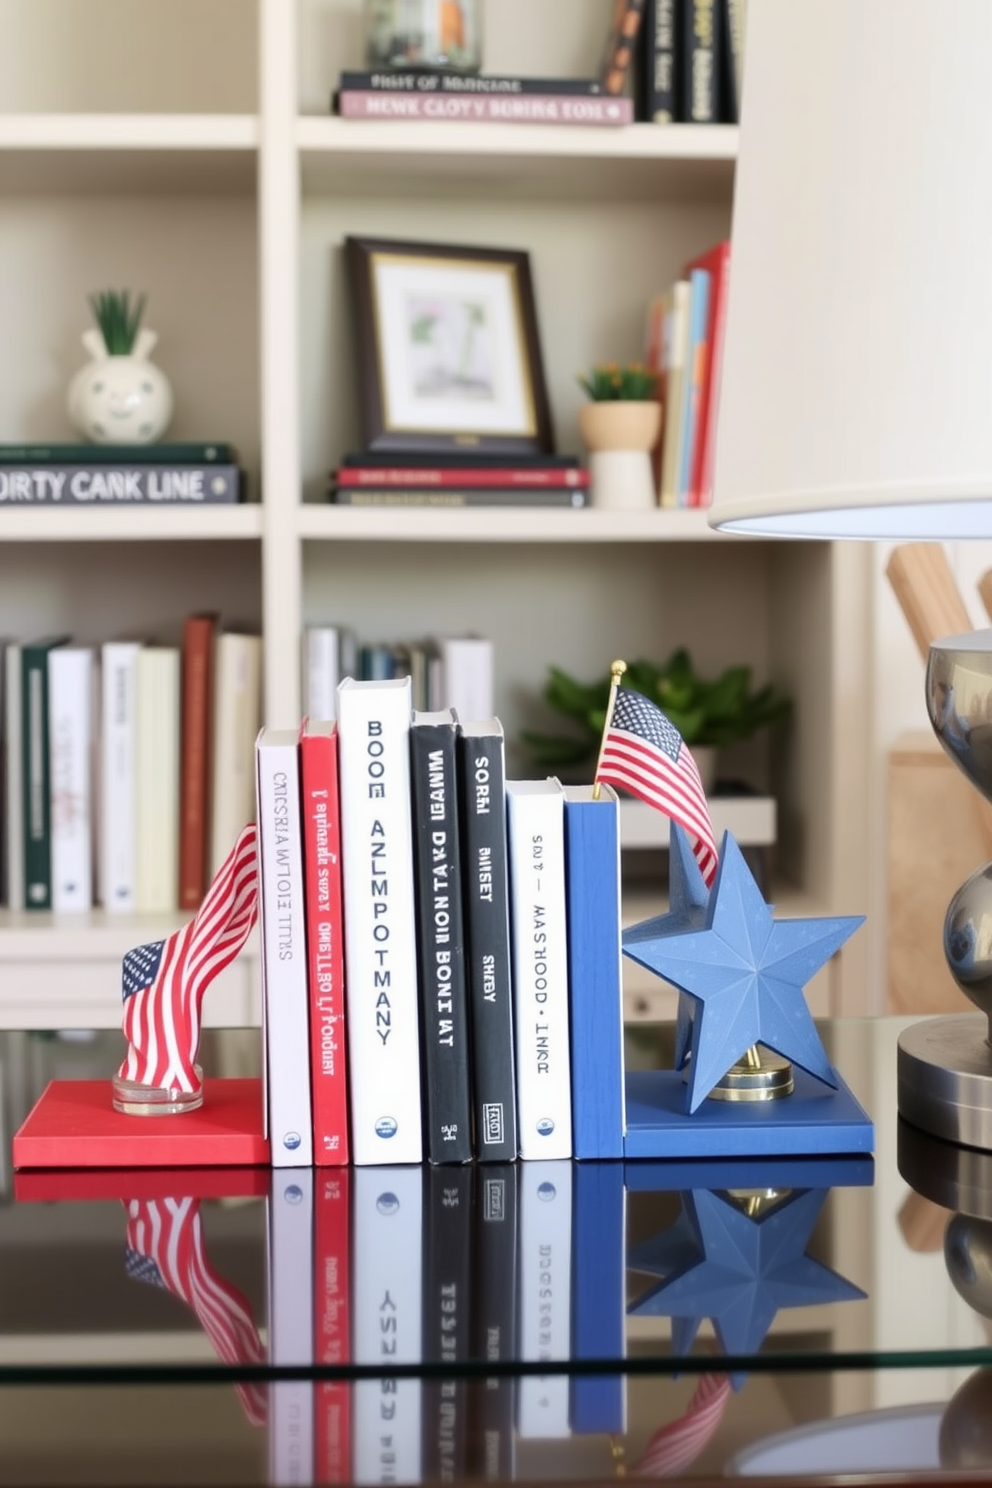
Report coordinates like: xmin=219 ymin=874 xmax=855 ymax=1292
xmin=710 ymin=0 xmax=992 ymax=539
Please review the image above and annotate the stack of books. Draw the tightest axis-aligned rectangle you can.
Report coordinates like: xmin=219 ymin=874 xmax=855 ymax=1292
xmin=333 ymin=69 xmax=635 ymax=127
xmin=328 ymin=451 xmax=589 ymax=509
xmin=255 ymin=677 xmax=628 ymax=1172
xmin=0 ymin=441 xmax=244 ymax=506
xmin=0 ymin=617 xmax=261 ymax=915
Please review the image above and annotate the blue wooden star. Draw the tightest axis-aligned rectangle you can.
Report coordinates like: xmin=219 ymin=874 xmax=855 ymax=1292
xmin=623 ymin=829 xmax=864 ymax=1113
xmin=628 ymin=1186 xmax=866 ymax=1373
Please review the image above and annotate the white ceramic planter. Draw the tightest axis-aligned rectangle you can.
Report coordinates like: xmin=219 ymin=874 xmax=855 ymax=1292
xmin=68 ymin=327 xmax=174 ymax=445
xmin=578 ymin=400 xmax=661 ymax=510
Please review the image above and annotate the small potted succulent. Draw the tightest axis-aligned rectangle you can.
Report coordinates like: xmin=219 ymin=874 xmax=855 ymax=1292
xmin=577 ymin=362 xmax=660 ymax=509
xmin=67 ymin=289 xmax=173 ymax=446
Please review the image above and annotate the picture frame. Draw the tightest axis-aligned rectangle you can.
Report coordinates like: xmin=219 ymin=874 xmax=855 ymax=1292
xmin=346 ymin=235 xmax=555 ymax=456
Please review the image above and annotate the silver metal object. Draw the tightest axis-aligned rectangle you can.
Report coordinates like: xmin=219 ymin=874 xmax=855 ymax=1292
xmin=898 ymin=629 xmax=992 ymax=1148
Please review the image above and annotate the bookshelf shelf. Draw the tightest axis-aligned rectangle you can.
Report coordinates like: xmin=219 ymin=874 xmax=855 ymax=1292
xmin=297 ymin=505 xmax=728 ymax=544
xmin=0 ymin=115 xmax=258 ymax=193
xmin=0 ymin=507 xmax=263 ymax=542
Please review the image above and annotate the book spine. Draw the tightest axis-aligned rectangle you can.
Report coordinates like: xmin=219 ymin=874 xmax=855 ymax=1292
xmin=135 ymin=648 xmax=180 ymax=914
xmin=304 ymin=627 xmax=340 ymax=722
xmin=571 ymin=1163 xmax=627 ymax=1435
xmin=506 ymin=784 xmax=573 ymax=1160
xmin=209 ymin=633 xmax=262 ymax=876
xmin=410 ymin=717 xmax=473 ymax=1163
xmin=679 ymin=268 xmax=711 ymax=504
xmin=659 ymin=279 xmax=690 ymax=509
xmin=337 ymin=678 xmax=423 ymax=1165
xmin=4 ymin=644 xmax=24 ymax=911
xmin=516 ymin=1161 xmax=573 ymax=1438
xmin=179 ymin=615 xmax=216 ymax=911
xmin=438 ymin=638 xmax=494 ymax=723
xmin=100 ymin=642 xmax=139 ymax=912
xmin=257 ymin=735 xmax=314 ymax=1166
xmin=682 ymin=0 xmax=720 ymax=121
xmin=336 ymin=466 xmax=589 ymax=489
xmin=0 ymin=442 xmax=233 ymax=464
xmin=339 ymin=70 xmax=606 ymax=96
xmin=602 ymin=0 xmax=648 ymax=94
xmin=314 ymin=1169 xmax=352 ymax=1485
xmin=645 ymin=0 xmax=679 ymax=122
xmin=352 ymin=1167 xmax=424 ymax=1485
xmin=269 ymin=1169 xmax=315 ymax=1487
xmin=564 ymin=789 xmax=625 ymax=1159
xmin=301 ymin=727 xmax=349 ymax=1165
xmin=422 ymin=1166 xmax=473 ymax=1482
xmin=0 ymin=465 xmax=241 ymax=504
xmin=456 ymin=729 xmax=517 ymax=1162
xmin=724 ymin=0 xmax=745 ymax=121
xmin=342 ymin=452 xmax=581 ymax=470
xmin=337 ymin=91 xmax=634 ymax=125
xmin=469 ymin=1165 xmax=517 ymax=1481
xmin=695 ymin=243 xmax=732 ymax=506
xmin=22 ymin=643 xmax=61 ymax=909
xmin=48 ymin=648 xmax=94 ymax=912
xmin=330 ymin=487 xmax=587 ymax=508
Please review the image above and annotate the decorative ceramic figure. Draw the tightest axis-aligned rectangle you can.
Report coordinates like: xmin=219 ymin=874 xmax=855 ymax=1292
xmin=68 ymin=290 xmax=173 ymax=445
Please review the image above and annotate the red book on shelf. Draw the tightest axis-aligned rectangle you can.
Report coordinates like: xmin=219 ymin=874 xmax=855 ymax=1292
xmin=684 ymin=239 xmax=731 ymax=507
xmin=314 ymin=1168 xmax=352 ymax=1484
xmin=179 ymin=612 xmax=217 ymax=910
xmin=300 ymin=718 xmax=350 ymax=1165
xmin=336 ymin=465 xmax=589 ymax=489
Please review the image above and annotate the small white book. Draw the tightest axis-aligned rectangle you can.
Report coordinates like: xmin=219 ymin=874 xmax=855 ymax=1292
xmin=434 ymin=635 xmax=494 ymax=721
xmin=210 ymin=631 xmax=262 ymax=876
xmin=48 ymin=646 xmax=95 ymax=912
xmin=337 ymin=676 xmax=423 ymax=1166
xmin=268 ymin=1169 xmax=315 ymax=1487
xmin=135 ymin=646 xmax=180 ymax=914
xmin=516 ymin=1160 xmax=573 ymax=1439
xmin=506 ymin=778 xmax=573 ymax=1160
xmin=352 ymin=1167 xmax=424 ymax=1485
xmin=303 ymin=625 xmax=357 ymax=723
xmin=100 ymin=641 xmax=140 ymax=913
xmin=256 ymin=726 xmax=313 ymax=1167
xmin=3 ymin=643 xmax=23 ymax=912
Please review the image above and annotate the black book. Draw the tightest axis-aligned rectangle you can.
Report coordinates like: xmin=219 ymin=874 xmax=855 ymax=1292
xmin=681 ymin=0 xmax=722 ymax=121
xmin=410 ymin=708 xmax=474 ymax=1164
xmin=422 ymin=1165 xmax=474 ymax=1483
xmin=720 ymin=0 xmax=745 ymax=122
xmin=0 ymin=464 xmax=242 ymax=505
xmin=330 ymin=487 xmax=587 ymax=509
xmin=0 ymin=440 xmax=236 ymax=465
xmin=338 ymin=69 xmax=605 ymax=97
xmin=468 ymin=1165 xmax=518 ymax=1481
xmin=455 ymin=718 xmax=517 ymax=1163
xmin=643 ymin=0 xmax=681 ymax=123
xmin=341 ymin=451 xmax=581 ymax=469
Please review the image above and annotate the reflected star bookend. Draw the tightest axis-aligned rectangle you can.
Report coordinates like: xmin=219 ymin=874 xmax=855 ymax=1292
xmin=12 ymin=824 xmax=269 ymax=1170
xmin=621 ymin=825 xmax=874 ymax=1158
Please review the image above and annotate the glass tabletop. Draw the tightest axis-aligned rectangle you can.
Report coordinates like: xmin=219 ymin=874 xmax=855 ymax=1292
xmin=2 ymin=1017 xmax=992 ymax=1484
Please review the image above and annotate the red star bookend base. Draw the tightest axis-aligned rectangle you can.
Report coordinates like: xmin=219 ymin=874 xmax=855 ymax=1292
xmin=12 ymin=1077 xmax=269 ymax=1170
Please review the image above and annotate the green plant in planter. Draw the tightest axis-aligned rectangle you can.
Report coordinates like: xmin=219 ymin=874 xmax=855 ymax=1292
xmin=521 ymin=649 xmax=792 ymax=772
xmin=577 ymin=361 xmax=658 ymax=401
xmin=87 ymin=289 xmax=147 ymax=355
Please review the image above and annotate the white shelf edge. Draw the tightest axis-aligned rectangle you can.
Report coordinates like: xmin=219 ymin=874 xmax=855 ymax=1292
xmin=297 ymin=504 xmax=725 ymax=543
xmin=0 ymin=114 xmax=259 ymax=150
xmin=0 ymin=506 xmax=263 ymax=541
xmin=0 ymin=913 xmax=260 ymax=961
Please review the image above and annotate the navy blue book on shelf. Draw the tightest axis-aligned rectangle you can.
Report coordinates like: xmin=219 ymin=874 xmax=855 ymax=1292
xmin=563 ymin=784 xmax=625 ymax=1160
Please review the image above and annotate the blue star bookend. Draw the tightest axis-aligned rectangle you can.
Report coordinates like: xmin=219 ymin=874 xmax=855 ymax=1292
xmin=621 ymin=826 xmax=874 ymax=1158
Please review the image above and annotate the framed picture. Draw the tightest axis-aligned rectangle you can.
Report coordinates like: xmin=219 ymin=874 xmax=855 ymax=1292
xmin=346 ymin=235 xmax=554 ymax=455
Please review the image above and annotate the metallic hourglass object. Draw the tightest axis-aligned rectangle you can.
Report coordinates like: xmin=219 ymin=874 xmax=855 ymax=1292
xmin=898 ymin=629 xmax=992 ymax=1149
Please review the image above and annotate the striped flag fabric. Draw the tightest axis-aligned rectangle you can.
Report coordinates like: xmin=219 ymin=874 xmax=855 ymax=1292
xmin=632 ymin=1373 xmax=731 ymax=1477
xmin=595 ymin=686 xmax=719 ymax=885
xmin=125 ymin=1194 xmax=267 ymax=1426
xmin=118 ymin=823 xmax=259 ymax=1095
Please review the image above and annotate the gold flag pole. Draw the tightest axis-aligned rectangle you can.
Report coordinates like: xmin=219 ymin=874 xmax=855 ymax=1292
xmin=592 ymin=659 xmax=627 ymax=801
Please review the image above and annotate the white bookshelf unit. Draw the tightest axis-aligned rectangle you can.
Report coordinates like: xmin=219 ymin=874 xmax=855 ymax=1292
xmin=0 ymin=0 xmax=873 ymax=1029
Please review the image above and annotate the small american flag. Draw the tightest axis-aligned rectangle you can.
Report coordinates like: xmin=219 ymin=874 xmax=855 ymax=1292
xmin=118 ymin=823 xmax=259 ymax=1094
xmin=125 ymin=1194 xmax=267 ymax=1426
xmin=596 ymin=686 xmax=719 ymax=885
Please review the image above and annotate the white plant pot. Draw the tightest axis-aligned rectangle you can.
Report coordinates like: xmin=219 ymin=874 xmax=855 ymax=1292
xmin=588 ymin=449 xmax=657 ymax=510
xmin=578 ymin=400 xmax=662 ymax=510
xmin=68 ymin=327 xmax=174 ymax=445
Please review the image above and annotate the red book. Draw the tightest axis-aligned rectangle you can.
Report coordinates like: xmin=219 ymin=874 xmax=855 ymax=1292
xmin=336 ymin=464 xmax=589 ymax=489
xmin=684 ymin=239 xmax=731 ymax=508
xmin=300 ymin=718 xmax=350 ymax=1164
xmin=314 ymin=1169 xmax=352 ymax=1484
xmin=179 ymin=612 xmax=217 ymax=910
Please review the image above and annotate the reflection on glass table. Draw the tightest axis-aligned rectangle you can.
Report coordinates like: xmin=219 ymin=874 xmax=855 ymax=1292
xmin=0 ymin=1020 xmax=992 ymax=1483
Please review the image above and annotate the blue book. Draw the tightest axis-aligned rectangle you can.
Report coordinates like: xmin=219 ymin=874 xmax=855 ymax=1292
xmin=570 ymin=1162 xmax=626 ymax=1435
xmin=563 ymin=784 xmax=625 ymax=1160
xmin=677 ymin=267 xmax=711 ymax=504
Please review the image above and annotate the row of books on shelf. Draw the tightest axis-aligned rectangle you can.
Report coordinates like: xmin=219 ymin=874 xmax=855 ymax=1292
xmin=646 ymin=237 xmax=730 ymax=509
xmin=304 ymin=625 xmax=494 ymax=720
xmin=333 ymin=0 xmax=744 ymax=129
xmin=0 ymin=620 xmax=261 ymax=914
xmin=257 ymin=676 xmax=626 ymax=1169
xmin=327 ymin=452 xmax=589 ymax=509
xmin=0 ymin=441 xmax=244 ymax=506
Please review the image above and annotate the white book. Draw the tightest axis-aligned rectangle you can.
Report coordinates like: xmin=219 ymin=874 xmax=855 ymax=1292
xmin=135 ymin=646 xmax=180 ymax=914
xmin=436 ymin=635 xmax=494 ymax=721
xmin=506 ymin=779 xmax=573 ymax=1160
xmin=256 ymin=726 xmax=313 ymax=1167
xmin=268 ymin=1169 xmax=315 ymax=1487
xmin=3 ymin=644 xmax=23 ymax=911
xmin=304 ymin=625 xmax=349 ymax=723
xmin=210 ymin=631 xmax=262 ymax=876
xmin=352 ymin=1167 xmax=424 ymax=1486
xmin=337 ymin=676 xmax=423 ymax=1166
xmin=516 ymin=1160 xmax=573 ymax=1439
xmin=48 ymin=646 xmax=94 ymax=912
xmin=100 ymin=641 xmax=140 ymax=912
